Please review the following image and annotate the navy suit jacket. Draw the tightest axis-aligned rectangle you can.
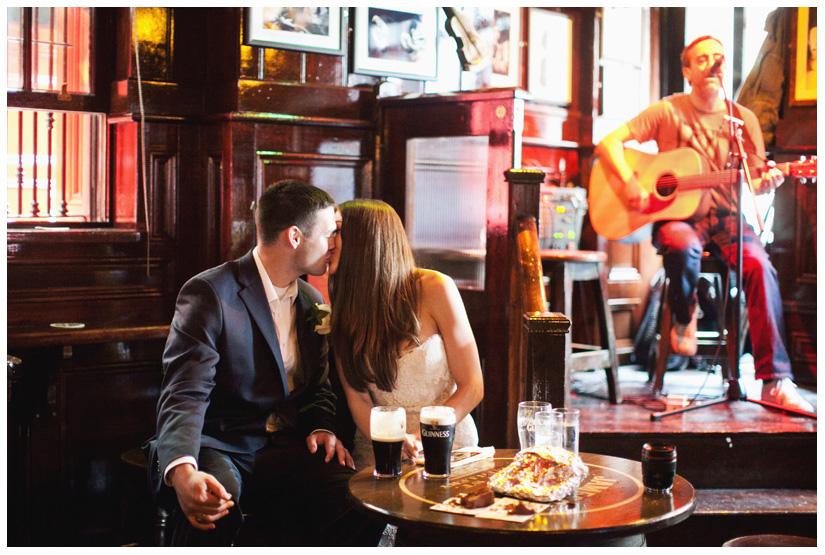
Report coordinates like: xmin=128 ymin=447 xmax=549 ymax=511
xmin=145 ymin=250 xmax=336 ymax=503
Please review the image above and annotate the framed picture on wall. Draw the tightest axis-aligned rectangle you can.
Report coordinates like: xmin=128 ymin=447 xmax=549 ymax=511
xmin=244 ymin=7 xmax=346 ymax=55
xmin=486 ymin=8 xmax=522 ymax=88
xmin=791 ymin=6 xmax=817 ymax=104
xmin=352 ymin=7 xmax=439 ymax=80
xmin=527 ymin=8 xmax=572 ymax=105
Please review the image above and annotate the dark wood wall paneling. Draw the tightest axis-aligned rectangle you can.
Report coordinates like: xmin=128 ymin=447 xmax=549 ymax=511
xmin=771 ymin=168 xmax=817 ymax=384
xmin=771 ymin=9 xmax=818 ymax=384
xmin=6 ymin=7 xmax=380 ymax=546
xmin=7 ymin=232 xmax=171 ymax=329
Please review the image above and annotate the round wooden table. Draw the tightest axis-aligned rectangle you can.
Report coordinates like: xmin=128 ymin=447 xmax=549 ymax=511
xmin=348 ymin=450 xmax=695 ymax=546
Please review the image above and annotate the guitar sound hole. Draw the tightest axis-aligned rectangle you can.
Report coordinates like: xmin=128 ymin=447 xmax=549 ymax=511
xmin=656 ymin=175 xmax=678 ymax=198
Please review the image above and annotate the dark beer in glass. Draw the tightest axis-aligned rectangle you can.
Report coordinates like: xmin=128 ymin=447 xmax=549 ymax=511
xmin=641 ymin=442 xmax=677 ymax=492
xmin=370 ymin=406 xmax=406 ymax=478
xmin=419 ymin=406 xmax=456 ymax=478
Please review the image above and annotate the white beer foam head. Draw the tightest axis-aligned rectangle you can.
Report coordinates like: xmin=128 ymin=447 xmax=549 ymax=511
xmin=370 ymin=407 xmax=406 ymax=441
xmin=420 ymin=405 xmax=456 ymax=426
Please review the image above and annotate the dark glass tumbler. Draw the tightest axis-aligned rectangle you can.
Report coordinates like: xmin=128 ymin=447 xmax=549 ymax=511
xmin=641 ymin=443 xmax=677 ymax=492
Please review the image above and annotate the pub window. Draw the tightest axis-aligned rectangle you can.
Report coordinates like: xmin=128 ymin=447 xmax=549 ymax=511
xmin=593 ymin=7 xmax=652 ymax=145
xmin=684 ymin=7 xmax=775 ymax=95
xmin=685 ymin=7 xmax=777 ymax=243
xmin=6 ymin=7 xmax=107 ymax=224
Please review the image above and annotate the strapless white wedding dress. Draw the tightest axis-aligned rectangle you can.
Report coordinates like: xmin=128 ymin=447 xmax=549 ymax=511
xmin=351 ymin=334 xmax=479 ymax=470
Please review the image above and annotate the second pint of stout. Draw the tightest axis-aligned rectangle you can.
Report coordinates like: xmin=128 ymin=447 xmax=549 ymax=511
xmin=370 ymin=406 xmax=406 ymax=478
xmin=419 ymin=405 xmax=456 ymax=478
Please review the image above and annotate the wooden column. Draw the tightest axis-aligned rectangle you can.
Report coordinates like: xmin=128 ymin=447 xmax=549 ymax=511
xmin=505 ymin=168 xmax=571 ymax=444
xmin=523 ymin=312 xmax=571 ymax=410
xmin=515 ymin=212 xmax=572 ymax=409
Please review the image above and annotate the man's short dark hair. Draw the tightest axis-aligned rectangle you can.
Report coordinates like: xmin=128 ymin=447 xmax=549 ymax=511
xmin=681 ymin=35 xmax=723 ymax=68
xmin=255 ymin=180 xmax=335 ymax=245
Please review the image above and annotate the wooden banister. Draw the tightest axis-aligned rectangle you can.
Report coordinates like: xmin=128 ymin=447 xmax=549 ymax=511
xmin=516 ymin=215 xmax=547 ymax=314
xmin=514 ymin=213 xmax=570 ymax=409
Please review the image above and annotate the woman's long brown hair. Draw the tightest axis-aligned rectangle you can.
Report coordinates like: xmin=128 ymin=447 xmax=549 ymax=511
xmin=329 ymin=199 xmax=420 ymax=392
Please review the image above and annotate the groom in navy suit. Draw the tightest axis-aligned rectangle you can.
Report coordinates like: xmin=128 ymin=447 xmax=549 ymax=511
xmin=145 ymin=180 xmax=382 ymax=546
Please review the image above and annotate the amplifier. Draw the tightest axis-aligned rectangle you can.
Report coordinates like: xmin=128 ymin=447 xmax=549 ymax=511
xmin=539 ymin=186 xmax=588 ymax=250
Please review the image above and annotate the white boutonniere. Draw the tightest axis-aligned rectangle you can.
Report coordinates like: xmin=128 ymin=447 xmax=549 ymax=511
xmin=308 ymin=303 xmax=331 ymax=335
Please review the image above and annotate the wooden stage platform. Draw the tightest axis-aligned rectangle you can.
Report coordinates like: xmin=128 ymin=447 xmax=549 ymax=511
xmin=569 ymin=358 xmax=817 ymax=546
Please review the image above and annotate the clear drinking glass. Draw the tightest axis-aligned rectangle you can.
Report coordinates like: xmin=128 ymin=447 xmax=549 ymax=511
xmin=370 ymin=406 xmax=406 ymax=478
xmin=517 ymin=401 xmax=551 ymax=449
xmin=534 ymin=409 xmax=563 ymax=448
xmin=552 ymin=408 xmax=580 ymax=455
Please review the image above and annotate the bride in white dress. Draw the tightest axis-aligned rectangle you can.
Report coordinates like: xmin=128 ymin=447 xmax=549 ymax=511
xmin=350 ymin=334 xmax=479 ymax=468
xmin=327 ymin=200 xmax=483 ymax=470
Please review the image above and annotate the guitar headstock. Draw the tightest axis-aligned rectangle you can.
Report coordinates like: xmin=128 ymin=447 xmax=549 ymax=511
xmin=785 ymin=156 xmax=817 ymax=179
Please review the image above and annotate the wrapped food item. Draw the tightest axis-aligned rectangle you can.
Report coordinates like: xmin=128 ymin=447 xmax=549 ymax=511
xmin=488 ymin=446 xmax=588 ymax=502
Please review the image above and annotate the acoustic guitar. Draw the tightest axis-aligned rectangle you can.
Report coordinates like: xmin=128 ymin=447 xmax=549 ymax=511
xmin=588 ymin=147 xmax=817 ymax=243
xmin=442 ymin=7 xmax=489 ymax=71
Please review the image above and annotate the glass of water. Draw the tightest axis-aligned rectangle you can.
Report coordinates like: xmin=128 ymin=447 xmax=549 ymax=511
xmin=552 ymin=408 xmax=580 ymax=455
xmin=534 ymin=409 xmax=562 ymax=448
xmin=517 ymin=401 xmax=551 ymax=450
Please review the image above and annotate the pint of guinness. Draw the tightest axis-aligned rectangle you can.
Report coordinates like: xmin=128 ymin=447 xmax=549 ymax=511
xmin=419 ymin=406 xmax=456 ymax=478
xmin=370 ymin=406 xmax=406 ymax=478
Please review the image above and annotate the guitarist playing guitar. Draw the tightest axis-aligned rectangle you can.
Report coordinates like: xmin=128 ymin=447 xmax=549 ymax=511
xmin=593 ymin=35 xmax=814 ymax=413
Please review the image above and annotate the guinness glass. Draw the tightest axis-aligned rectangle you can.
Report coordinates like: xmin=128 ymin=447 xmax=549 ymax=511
xmin=419 ymin=406 xmax=456 ymax=479
xmin=370 ymin=406 xmax=406 ymax=479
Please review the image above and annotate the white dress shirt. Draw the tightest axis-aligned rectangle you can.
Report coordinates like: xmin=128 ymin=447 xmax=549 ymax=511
xmin=252 ymin=247 xmax=302 ymax=432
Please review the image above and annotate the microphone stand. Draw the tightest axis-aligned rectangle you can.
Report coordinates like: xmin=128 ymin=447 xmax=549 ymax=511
xmin=651 ymin=71 xmax=815 ymax=421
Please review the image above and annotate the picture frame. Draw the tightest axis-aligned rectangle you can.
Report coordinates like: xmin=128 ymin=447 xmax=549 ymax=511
xmin=352 ymin=7 xmax=439 ymax=80
xmin=791 ymin=6 xmax=817 ymax=105
xmin=527 ymin=8 xmax=572 ymax=105
xmin=244 ymin=7 xmax=346 ymax=56
xmin=461 ymin=8 xmax=521 ymax=88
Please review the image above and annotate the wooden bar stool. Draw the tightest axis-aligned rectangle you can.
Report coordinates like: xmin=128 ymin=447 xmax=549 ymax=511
xmin=649 ymin=253 xmax=748 ymax=393
xmin=722 ymin=535 xmax=816 ymax=547
xmin=540 ymin=249 xmax=622 ymax=404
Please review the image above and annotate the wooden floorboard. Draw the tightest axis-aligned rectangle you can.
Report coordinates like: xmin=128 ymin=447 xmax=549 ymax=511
xmin=571 ymin=359 xmax=817 ymax=434
xmin=693 ymin=489 xmax=817 ymax=514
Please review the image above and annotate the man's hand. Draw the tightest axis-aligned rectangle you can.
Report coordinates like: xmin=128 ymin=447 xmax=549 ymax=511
xmin=624 ymin=175 xmax=650 ymax=212
xmin=307 ymin=430 xmax=354 ymax=469
xmin=403 ymin=433 xmax=422 ymax=461
xmin=168 ymin=464 xmax=234 ymax=531
xmin=755 ymin=163 xmax=785 ymax=195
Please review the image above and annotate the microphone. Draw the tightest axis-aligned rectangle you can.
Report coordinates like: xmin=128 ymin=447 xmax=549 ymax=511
xmin=708 ymin=58 xmax=723 ymax=76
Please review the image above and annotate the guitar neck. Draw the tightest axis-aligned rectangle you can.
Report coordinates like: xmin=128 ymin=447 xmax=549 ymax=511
xmin=674 ymin=160 xmax=815 ymax=191
xmin=675 ymin=168 xmax=744 ymax=191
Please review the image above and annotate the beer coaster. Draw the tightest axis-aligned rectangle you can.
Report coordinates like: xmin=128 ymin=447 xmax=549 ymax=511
xmin=431 ymin=496 xmax=551 ymax=522
xmin=415 ymin=446 xmax=495 ymax=469
xmin=475 ymin=498 xmax=552 ymax=522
